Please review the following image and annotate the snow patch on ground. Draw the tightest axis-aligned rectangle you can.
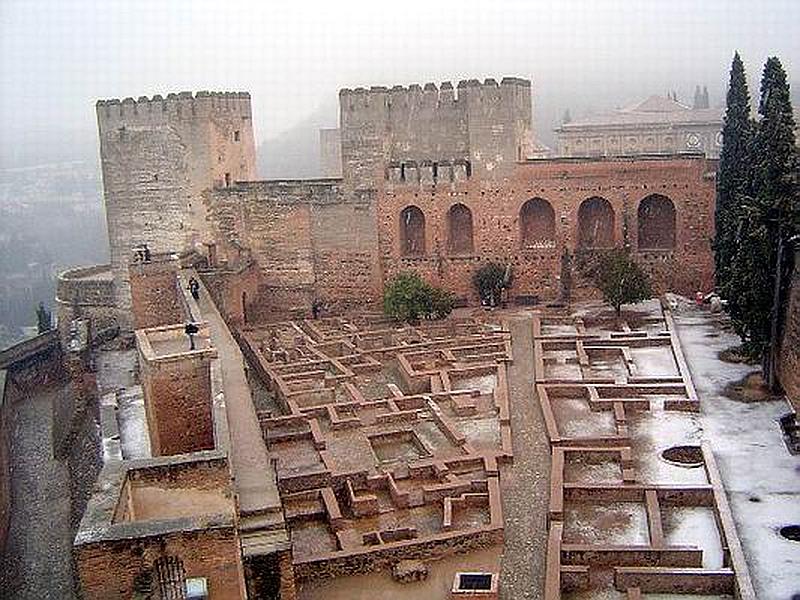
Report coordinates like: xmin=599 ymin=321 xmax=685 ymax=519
xmin=673 ymin=304 xmax=800 ymax=600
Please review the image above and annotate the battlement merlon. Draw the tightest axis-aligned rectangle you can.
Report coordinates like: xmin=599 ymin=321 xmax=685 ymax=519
xmin=339 ymin=76 xmax=531 ymax=109
xmin=95 ymin=91 xmax=253 ymax=128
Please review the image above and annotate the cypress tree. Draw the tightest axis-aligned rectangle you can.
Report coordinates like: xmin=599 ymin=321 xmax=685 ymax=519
xmin=727 ymin=56 xmax=798 ymax=361
xmin=715 ymin=52 xmax=753 ymax=295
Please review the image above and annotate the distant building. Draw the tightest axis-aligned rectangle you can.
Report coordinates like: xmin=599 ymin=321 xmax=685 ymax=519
xmin=556 ymin=92 xmax=723 ymax=159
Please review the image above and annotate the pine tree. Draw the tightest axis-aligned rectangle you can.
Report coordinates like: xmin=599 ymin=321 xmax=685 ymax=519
xmin=727 ymin=56 xmax=798 ymax=361
xmin=715 ymin=52 xmax=753 ymax=295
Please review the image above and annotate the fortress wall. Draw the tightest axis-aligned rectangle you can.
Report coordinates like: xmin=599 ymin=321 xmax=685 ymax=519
xmin=204 ymin=180 xmax=381 ymax=319
xmin=311 ymin=198 xmax=383 ymax=313
xmin=55 ymin=265 xmax=117 ymax=342
xmin=96 ymin=92 xmax=256 ymax=324
xmin=339 ymin=78 xmax=532 ymax=190
xmin=378 ymin=155 xmax=716 ymax=303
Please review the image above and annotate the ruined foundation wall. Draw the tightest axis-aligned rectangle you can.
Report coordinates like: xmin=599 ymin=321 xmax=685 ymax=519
xmin=96 ymin=92 xmax=257 ymax=322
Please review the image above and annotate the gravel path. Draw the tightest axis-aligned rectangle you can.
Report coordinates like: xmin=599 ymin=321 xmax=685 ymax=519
xmin=499 ymin=316 xmax=551 ymax=600
xmin=1 ymin=386 xmax=76 ymax=599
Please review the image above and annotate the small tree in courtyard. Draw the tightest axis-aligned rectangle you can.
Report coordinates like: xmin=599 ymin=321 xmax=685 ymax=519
xmin=35 ymin=302 xmax=52 ymax=334
xmin=473 ymin=262 xmax=510 ymax=306
xmin=383 ymin=272 xmax=454 ymax=322
xmin=592 ymin=250 xmax=653 ymax=317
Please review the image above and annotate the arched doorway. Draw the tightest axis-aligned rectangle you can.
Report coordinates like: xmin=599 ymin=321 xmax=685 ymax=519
xmin=638 ymin=194 xmax=676 ymax=250
xmin=447 ymin=203 xmax=474 ymax=253
xmin=577 ymin=197 xmax=615 ymax=249
xmin=400 ymin=205 xmax=426 ymax=255
xmin=520 ymin=198 xmax=556 ymax=247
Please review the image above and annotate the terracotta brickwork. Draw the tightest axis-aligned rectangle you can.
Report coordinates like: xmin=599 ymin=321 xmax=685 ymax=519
xmin=76 ymin=527 xmax=245 ymax=600
xmin=74 ymin=456 xmax=245 ymax=600
xmin=135 ymin=324 xmax=218 ymax=456
xmin=129 ymin=253 xmax=184 ymax=330
xmin=97 ymin=78 xmax=718 ymax=325
xmin=379 ymin=155 xmax=716 ymax=304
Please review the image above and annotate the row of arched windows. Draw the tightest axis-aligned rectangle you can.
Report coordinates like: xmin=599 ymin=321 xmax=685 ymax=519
xmin=400 ymin=195 xmax=677 ymax=255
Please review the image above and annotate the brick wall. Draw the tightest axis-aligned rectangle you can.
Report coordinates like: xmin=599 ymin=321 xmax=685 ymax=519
xmin=137 ymin=347 xmax=215 ymax=456
xmin=75 ymin=526 xmax=245 ymax=599
xmin=129 ymin=256 xmax=184 ymax=330
xmin=379 ymin=155 xmax=716 ymax=303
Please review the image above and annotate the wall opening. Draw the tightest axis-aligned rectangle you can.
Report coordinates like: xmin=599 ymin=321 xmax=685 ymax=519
xmin=448 ymin=203 xmax=474 ymax=254
xmin=400 ymin=205 xmax=426 ymax=255
xmin=154 ymin=556 xmax=186 ymax=600
xmin=520 ymin=198 xmax=556 ymax=248
xmin=638 ymin=194 xmax=676 ymax=250
xmin=224 ymin=173 xmax=231 ymax=187
xmin=577 ymin=196 xmax=615 ymax=249
xmin=234 ymin=130 xmax=240 ymax=142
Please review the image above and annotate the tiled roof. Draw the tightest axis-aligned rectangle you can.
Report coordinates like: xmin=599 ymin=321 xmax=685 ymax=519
xmin=558 ymin=95 xmax=723 ymax=130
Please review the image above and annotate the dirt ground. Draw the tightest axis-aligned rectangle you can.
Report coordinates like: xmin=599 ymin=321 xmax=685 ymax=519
xmin=498 ymin=315 xmax=551 ymax=600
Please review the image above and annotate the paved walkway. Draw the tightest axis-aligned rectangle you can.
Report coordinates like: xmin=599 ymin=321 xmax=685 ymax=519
xmin=499 ymin=315 xmax=550 ymax=600
xmin=1 ymin=385 xmax=76 ymax=600
xmin=189 ymin=272 xmax=282 ymax=517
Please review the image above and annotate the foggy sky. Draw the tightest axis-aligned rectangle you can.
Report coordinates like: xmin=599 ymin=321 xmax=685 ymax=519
xmin=2 ymin=0 xmax=799 ymax=163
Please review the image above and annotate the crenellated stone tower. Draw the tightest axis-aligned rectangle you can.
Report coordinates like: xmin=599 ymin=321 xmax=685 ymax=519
xmin=96 ymin=91 xmax=257 ymax=325
xmin=339 ymin=77 xmax=533 ymax=191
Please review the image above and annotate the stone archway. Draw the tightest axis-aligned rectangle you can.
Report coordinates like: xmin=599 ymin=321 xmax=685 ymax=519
xmin=577 ymin=197 xmax=615 ymax=249
xmin=400 ymin=205 xmax=426 ymax=255
xmin=447 ymin=203 xmax=474 ymax=254
xmin=638 ymin=194 xmax=676 ymax=250
xmin=520 ymin=198 xmax=556 ymax=248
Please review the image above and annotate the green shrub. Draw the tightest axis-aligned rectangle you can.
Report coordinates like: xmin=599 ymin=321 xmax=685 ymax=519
xmin=383 ymin=272 xmax=454 ymax=322
xmin=591 ymin=249 xmax=653 ymax=316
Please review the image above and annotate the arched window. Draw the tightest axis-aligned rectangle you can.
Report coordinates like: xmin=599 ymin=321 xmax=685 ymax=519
xmin=520 ymin=198 xmax=556 ymax=247
xmin=638 ymin=194 xmax=676 ymax=250
xmin=447 ymin=203 xmax=474 ymax=254
xmin=400 ymin=205 xmax=426 ymax=255
xmin=577 ymin=197 xmax=615 ymax=249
